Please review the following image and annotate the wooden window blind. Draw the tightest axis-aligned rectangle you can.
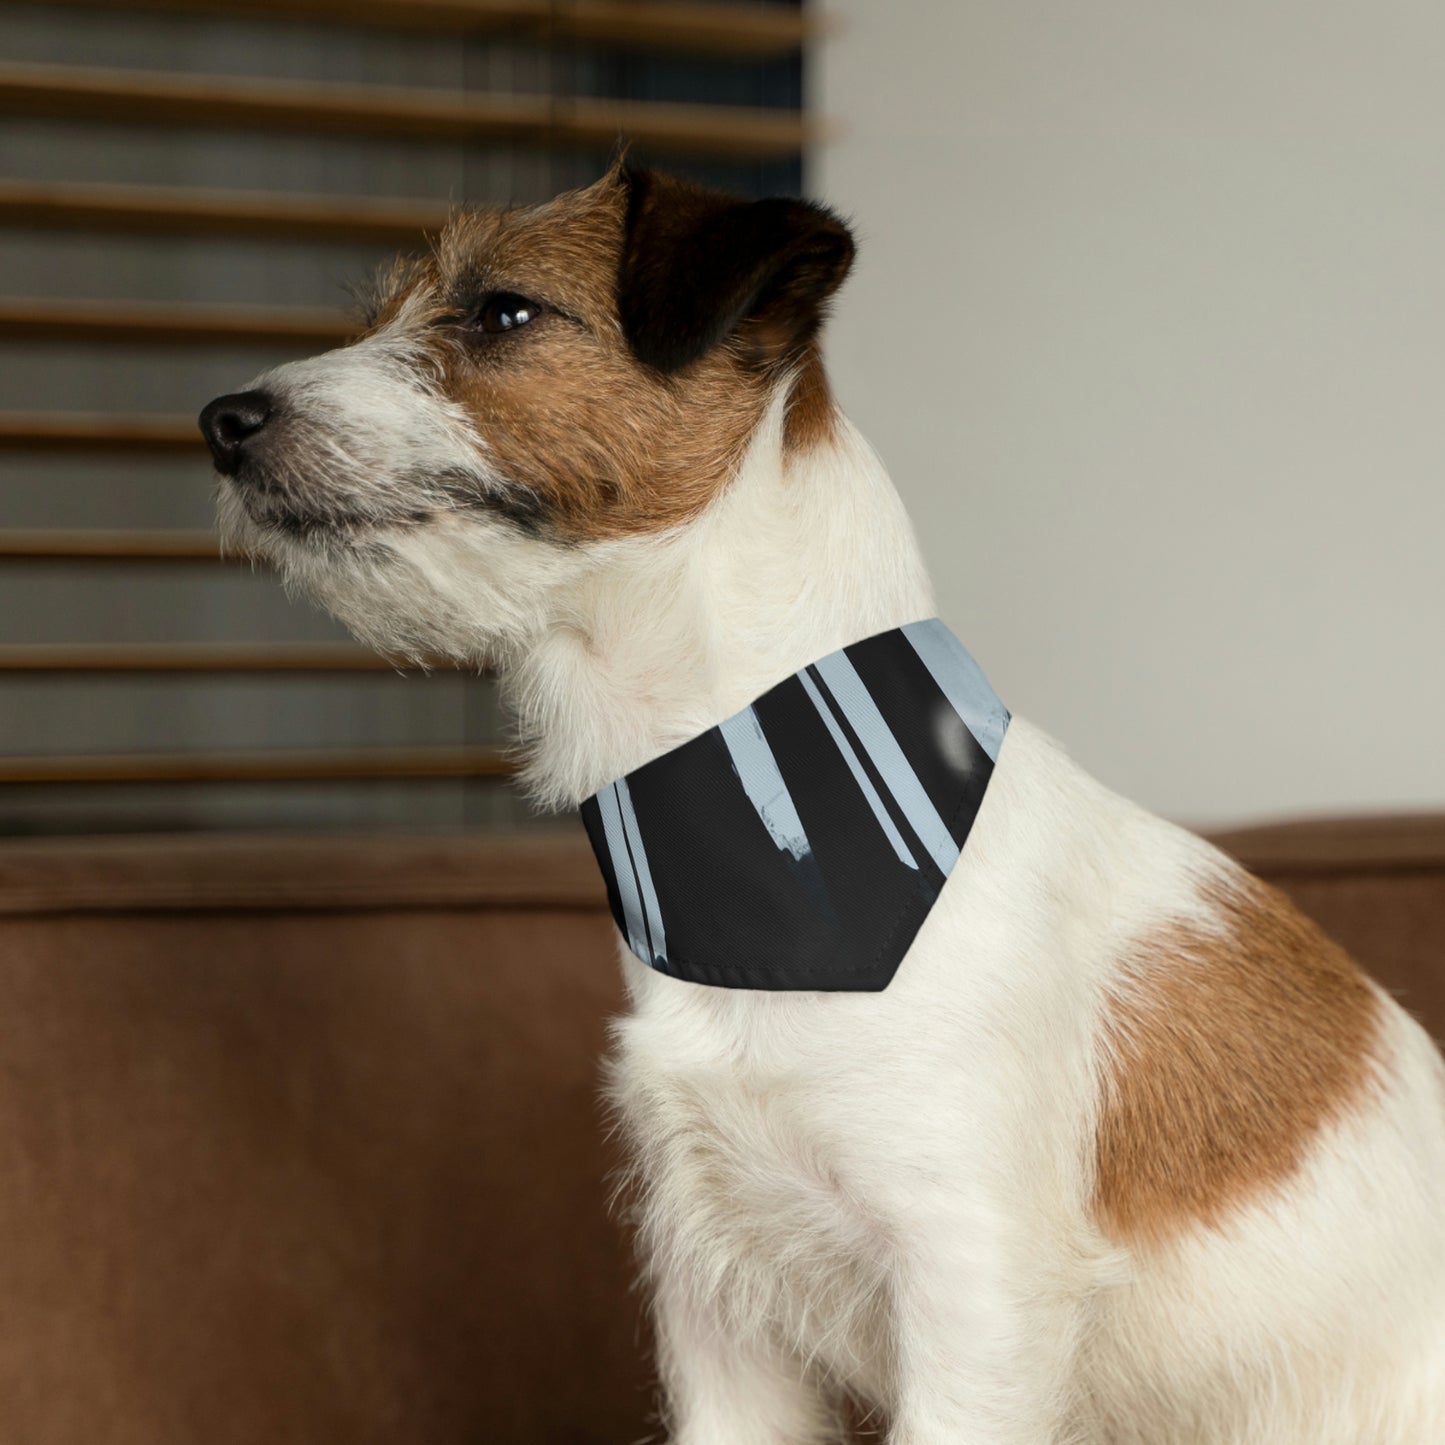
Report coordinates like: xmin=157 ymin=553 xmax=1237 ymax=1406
xmin=0 ymin=0 xmax=816 ymax=835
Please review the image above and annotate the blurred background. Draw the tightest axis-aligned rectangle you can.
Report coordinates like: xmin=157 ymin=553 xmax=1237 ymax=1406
xmin=820 ymin=1 xmax=1445 ymax=827
xmin=0 ymin=0 xmax=803 ymax=837
xmin=0 ymin=4 xmax=1442 ymax=1442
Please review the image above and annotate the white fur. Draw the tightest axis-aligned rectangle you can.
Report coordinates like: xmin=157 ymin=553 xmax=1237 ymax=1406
xmin=221 ymin=354 xmax=1445 ymax=1442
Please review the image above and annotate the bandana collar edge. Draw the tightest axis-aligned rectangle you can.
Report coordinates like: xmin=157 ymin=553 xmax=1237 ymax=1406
xmin=580 ymin=619 xmax=1008 ymax=992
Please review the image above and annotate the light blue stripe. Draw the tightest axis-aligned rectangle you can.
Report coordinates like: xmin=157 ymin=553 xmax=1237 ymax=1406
xmin=812 ymin=650 xmax=960 ymax=875
xmin=718 ymin=707 xmax=812 ymax=862
xmin=798 ymin=669 xmax=917 ymax=870
xmin=901 ymin=618 xmax=1009 ymax=763
xmin=596 ymin=783 xmax=650 ymax=962
xmin=614 ymin=776 xmax=666 ymax=966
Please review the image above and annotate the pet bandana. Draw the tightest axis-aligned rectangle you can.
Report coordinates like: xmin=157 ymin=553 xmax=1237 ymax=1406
xmin=580 ymin=619 xmax=1009 ymax=992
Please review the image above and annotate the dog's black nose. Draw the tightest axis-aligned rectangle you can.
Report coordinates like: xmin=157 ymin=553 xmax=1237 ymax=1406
xmin=199 ymin=390 xmax=273 ymax=475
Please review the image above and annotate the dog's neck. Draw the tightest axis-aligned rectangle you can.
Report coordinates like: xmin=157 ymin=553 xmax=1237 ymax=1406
xmin=506 ymin=390 xmax=937 ymax=810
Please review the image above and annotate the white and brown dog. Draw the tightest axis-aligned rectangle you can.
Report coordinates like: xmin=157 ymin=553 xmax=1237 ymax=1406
xmin=201 ymin=165 xmax=1445 ymax=1443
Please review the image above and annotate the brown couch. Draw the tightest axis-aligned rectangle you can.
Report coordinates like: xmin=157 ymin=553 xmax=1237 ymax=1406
xmin=0 ymin=818 xmax=1440 ymax=1443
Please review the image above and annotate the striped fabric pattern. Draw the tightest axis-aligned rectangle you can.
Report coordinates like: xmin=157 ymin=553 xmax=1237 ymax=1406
xmin=579 ymin=619 xmax=1009 ymax=991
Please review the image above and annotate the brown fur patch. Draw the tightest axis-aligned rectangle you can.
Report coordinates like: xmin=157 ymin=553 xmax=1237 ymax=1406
xmin=364 ymin=170 xmax=845 ymax=540
xmin=1093 ymin=872 xmax=1382 ymax=1247
xmin=783 ymin=341 xmax=840 ymax=453
xmin=370 ymin=175 xmax=769 ymax=541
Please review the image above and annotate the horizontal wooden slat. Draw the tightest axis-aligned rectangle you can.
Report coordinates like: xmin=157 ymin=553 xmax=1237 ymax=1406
xmin=0 ymin=746 xmax=513 ymax=785
xmin=0 ymin=412 xmax=201 ymax=452
xmin=0 ymin=831 xmax=605 ymax=916
xmin=0 ymin=180 xmax=449 ymax=245
xmin=0 ymin=297 xmax=353 ymax=348
xmin=1211 ymin=813 xmax=1445 ymax=876
xmin=0 ymin=530 xmax=227 ymax=561
xmin=0 ymin=62 xmax=817 ymax=161
xmin=0 ymin=643 xmax=419 ymax=672
xmin=23 ymin=0 xmax=815 ymax=59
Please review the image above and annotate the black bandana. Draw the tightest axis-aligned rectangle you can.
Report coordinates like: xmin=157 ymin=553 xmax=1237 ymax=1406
xmin=580 ymin=619 xmax=1009 ymax=992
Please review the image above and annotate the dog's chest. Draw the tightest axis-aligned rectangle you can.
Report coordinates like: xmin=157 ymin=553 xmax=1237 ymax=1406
xmin=611 ymin=1010 xmax=892 ymax=1387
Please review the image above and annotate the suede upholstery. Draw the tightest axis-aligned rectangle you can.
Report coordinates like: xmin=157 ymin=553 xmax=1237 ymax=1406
xmin=0 ymin=820 xmax=1439 ymax=1442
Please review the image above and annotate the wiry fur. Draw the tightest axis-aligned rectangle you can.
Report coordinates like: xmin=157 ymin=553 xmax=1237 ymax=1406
xmin=207 ymin=171 xmax=1445 ymax=1443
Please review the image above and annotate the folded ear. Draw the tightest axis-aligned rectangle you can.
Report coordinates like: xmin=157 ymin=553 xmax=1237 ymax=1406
xmin=618 ymin=167 xmax=855 ymax=375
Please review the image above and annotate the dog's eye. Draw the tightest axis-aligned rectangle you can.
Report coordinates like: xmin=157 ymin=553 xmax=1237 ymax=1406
xmin=474 ymin=292 xmax=542 ymax=335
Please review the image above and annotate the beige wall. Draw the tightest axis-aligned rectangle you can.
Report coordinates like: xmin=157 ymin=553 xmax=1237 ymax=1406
xmin=813 ymin=1 xmax=1445 ymax=826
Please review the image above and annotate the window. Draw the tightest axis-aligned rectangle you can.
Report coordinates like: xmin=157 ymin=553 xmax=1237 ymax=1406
xmin=0 ymin=0 xmax=811 ymax=835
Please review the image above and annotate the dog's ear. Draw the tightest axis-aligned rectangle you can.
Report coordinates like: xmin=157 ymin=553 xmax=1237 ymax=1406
xmin=618 ymin=167 xmax=855 ymax=375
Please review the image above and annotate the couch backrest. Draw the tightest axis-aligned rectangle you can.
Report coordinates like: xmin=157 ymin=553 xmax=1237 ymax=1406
xmin=0 ymin=832 xmax=648 ymax=1445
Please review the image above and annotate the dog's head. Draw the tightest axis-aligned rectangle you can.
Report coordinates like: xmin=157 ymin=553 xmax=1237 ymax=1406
xmin=200 ymin=166 xmax=854 ymax=663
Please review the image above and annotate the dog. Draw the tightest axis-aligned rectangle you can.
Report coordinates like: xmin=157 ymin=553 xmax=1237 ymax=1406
xmin=200 ymin=163 xmax=1445 ymax=1443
